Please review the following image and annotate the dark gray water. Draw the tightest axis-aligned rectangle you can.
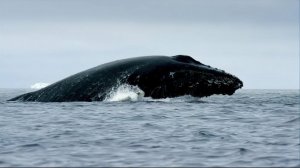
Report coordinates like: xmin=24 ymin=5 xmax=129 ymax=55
xmin=0 ymin=89 xmax=299 ymax=166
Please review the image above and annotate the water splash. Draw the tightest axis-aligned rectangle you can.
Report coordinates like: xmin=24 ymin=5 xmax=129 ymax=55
xmin=105 ymin=84 xmax=145 ymax=102
xmin=30 ymin=83 xmax=50 ymax=90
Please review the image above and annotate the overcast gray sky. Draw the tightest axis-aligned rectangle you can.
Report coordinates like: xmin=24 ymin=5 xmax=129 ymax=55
xmin=0 ymin=0 xmax=299 ymax=89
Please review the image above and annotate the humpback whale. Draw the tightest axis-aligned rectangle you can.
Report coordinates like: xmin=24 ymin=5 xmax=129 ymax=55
xmin=9 ymin=55 xmax=243 ymax=102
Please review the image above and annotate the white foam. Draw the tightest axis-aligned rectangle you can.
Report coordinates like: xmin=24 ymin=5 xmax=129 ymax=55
xmin=30 ymin=82 xmax=50 ymax=90
xmin=105 ymin=84 xmax=145 ymax=102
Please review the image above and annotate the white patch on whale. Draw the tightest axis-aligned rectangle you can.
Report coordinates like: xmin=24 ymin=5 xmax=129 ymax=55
xmin=30 ymin=82 xmax=50 ymax=90
xmin=104 ymin=84 xmax=145 ymax=102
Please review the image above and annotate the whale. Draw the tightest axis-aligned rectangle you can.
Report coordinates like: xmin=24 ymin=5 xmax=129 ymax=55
xmin=9 ymin=55 xmax=243 ymax=102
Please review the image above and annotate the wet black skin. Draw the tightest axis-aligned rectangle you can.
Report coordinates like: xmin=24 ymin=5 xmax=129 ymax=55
xmin=8 ymin=55 xmax=243 ymax=102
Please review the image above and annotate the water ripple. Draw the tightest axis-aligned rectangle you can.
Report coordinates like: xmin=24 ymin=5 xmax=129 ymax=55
xmin=0 ymin=89 xmax=299 ymax=166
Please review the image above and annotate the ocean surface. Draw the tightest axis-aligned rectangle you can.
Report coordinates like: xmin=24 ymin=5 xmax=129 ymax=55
xmin=0 ymin=89 xmax=299 ymax=167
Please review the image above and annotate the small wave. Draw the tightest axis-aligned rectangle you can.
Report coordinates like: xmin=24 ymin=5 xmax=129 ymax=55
xmin=104 ymin=84 xmax=145 ymax=102
xmin=237 ymin=147 xmax=252 ymax=155
xmin=197 ymin=130 xmax=216 ymax=137
xmin=284 ymin=117 xmax=300 ymax=124
xmin=144 ymin=95 xmax=206 ymax=103
xmin=30 ymin=82 xmax=50 ymax=90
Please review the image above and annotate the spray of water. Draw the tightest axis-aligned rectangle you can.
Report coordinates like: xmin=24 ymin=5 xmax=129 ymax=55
xmin=30 ymin=82 xmax=50 ymax=90
xmin=104 ymin=84 xmax=145 ymax=102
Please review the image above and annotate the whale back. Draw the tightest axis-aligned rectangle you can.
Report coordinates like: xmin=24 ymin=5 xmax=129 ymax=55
xmin=10 ymin=56 xmax=174 ymax=102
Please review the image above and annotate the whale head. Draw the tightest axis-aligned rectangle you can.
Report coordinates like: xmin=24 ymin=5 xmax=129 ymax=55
xmin=127 ymin=55 xmax=243 ymax=99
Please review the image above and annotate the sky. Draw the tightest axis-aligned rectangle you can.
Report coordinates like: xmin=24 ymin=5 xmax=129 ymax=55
xmin=0 ymin=0 xmax=299 ymax=89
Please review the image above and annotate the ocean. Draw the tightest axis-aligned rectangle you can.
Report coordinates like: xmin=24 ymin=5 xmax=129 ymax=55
xmin=0 ymin=89 xmax=299 ymax=166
